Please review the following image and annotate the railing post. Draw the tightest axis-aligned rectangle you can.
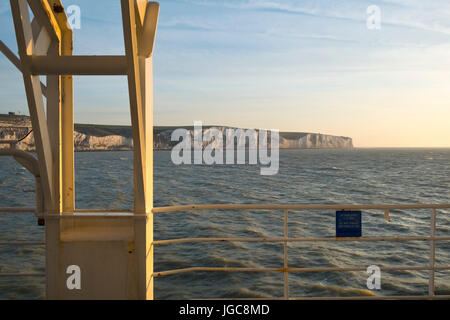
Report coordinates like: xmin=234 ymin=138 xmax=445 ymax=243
xmin=429 ymin=208 xmax=436 ymax=296
xmin=284 ymin=209 xmax=289 ymax=300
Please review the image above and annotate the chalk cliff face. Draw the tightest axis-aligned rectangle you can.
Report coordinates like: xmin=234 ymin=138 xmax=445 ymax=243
xmin=73 ymin=131 xmax=133 ymax=151
xmin=0 ymin=125 xmax=35 ymax=151
xmin=158 ymin=127 xmax=353 ymax=150
xmin=279 ymin=133 xmax=353 ymax=149
xmin=0 ymin=115 xmax=353 ymax=151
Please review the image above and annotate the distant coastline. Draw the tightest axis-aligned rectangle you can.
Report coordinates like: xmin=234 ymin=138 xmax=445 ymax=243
xmin=0 ymin=114 xmax=354 ymax=151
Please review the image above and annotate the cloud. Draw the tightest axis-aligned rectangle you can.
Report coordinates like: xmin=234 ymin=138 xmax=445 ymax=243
xmin=159 ymin=19 xmax=214 ymax=31
xmin=181 ymin=0 xmax=320 ymax=16
xmin=182 ymin=0 xmax=450 ymax=36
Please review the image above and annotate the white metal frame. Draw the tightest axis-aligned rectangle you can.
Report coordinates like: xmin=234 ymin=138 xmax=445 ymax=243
xmin=2 ymin=0 xmax=158 ymax=215
xmin=1 ymin=0 xmax=160 ymax=299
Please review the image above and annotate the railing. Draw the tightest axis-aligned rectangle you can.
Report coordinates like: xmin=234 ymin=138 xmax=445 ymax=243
xmin=152 ymin=204 xmax=450 ymax=300
xmin=0 ymin=208 xmax=46 ymax=278
xmin=1 ymin=204 xmax=450 ymax=299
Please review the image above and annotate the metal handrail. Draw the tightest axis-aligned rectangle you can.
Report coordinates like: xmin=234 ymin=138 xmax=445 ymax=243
xmin=154 ymin=236 xmax=450 ymax=245
xmin=152 ymin=203 xmax=450 ymax=212
xmin=154 ymin=265 xmax=450 ymax=276
xmin=1 ymin=204 xmax=450 ymax=298
xmin=152 ymin=204 xmax=450 ymax=300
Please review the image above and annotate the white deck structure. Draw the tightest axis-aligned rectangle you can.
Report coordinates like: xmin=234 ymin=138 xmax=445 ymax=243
xmin=1 ymin=0 xmax=158 ymax=299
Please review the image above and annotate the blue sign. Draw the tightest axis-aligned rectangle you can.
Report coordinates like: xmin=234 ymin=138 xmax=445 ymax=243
xmin=336 ymin=211 xmax=362 ymax=237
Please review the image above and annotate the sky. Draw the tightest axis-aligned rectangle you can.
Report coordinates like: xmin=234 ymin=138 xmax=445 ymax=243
xmin=1 ymin=0 xmax=450 ymax=147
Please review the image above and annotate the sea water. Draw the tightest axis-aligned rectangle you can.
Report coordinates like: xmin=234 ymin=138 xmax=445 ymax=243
xmin=0 ymin=149 xmax=449 ymax=299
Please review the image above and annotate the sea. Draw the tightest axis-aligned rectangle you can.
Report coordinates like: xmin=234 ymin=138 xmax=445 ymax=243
xmin=0 ymin=148 xmax=449 ymax=299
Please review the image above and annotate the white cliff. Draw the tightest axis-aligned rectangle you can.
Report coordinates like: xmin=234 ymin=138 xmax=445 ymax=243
xmin=0 ymin=115 xmax=353 ymax=151
xmin=73 ymin=131 xmax=133 ymax=151
xmin=279 ymin=133 xmax=353 ymax=149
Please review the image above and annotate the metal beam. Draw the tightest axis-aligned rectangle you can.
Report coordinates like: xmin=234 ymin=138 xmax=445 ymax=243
xmin=46 ymin=0 xmax=75 ymax=214
xmin=122 ymin=0 xmax=157 ymax=301
xmin=27 ymin=0 xmax=61 ymax=42
xmin=10 ymin=0 xmax=55 ymax=210
xmin=121 ymin=0 xmax=147 ymax=212
xmin=139 ymin=2 xmax=159 ymax=57
xmin=28 ymin=55 xmax=128 ymax=75
xmin=46 ymin=44 xmax=61 ymax=213
xmin=152 ymin=203 xmax=450 ymax=213
xmin=46 ymin=0 xmax=73 ymax=34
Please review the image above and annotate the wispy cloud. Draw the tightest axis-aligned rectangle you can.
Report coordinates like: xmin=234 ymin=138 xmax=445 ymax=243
xmin=182 ymin=0 xmax=320 ymax=16
xmin=159 ymin=19 xmax=214 ymax=31
xmin=182 ymin=0 xmax=450 ymax=36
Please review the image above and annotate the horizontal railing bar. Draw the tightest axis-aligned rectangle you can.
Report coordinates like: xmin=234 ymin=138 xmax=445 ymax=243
xmin=154 ymin=236 xmax=450 ymax=245
xmin=435 ymin=266 xmax=450 ymax=270
xmin=154 ymin=265 xmax=450 ymax=277
xmin=0 ymin=208 xmax=35 ymax=213
xmin=0 ymin=242 xmax=45 ymax=246
xmin=288 ymin=266 xmax=450 ymax=272
xmin=0 ymin=273 xmax=45 ymax=277
xmin=154 ymin=267 xmax=282 ymax=277
xmin=3 ymin=204 xmax=448 ymax=215
xmin=152 ymin=203 xmax=450 ymax=213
